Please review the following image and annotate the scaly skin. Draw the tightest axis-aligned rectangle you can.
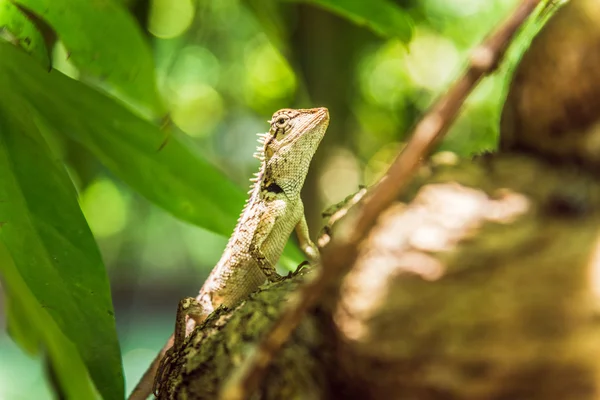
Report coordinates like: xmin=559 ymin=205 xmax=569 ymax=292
xmin=128 ymin=107 xmax=329 ymax=400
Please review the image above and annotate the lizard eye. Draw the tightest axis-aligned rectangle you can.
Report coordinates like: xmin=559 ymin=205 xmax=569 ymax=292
xmin=275 ymin=115 xmax=289 ymax=128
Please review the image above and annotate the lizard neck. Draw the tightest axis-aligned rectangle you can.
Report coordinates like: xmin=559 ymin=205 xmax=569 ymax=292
xmin=225 ymin=146 xmax=273 ymax=245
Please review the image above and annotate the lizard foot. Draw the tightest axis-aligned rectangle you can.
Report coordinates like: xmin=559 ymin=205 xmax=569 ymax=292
xmin=153 ymin=297 xmax=206 ymax=397
xmin=288 ymin=260 xmax=310 ymax=278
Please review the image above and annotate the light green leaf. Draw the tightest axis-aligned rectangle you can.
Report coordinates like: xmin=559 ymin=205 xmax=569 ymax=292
xmin=0 ymin=81 xmax=124 ymax=399
xmin=11 ymin=0 xmax=163 ymax=115
xmin=288 ymin=0 xmax=413 ymax=41
xmin=0 ymin=0 xmax=49 ymax=69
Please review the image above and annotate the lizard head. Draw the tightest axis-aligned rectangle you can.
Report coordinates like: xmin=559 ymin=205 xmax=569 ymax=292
xmin=258 ymin=107 xmax=329 ymax=196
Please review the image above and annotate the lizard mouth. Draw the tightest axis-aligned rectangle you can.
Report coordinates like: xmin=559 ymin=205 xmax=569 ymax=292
xmin=312 ymin=107 xmax=329 ymax=123
xmin=292 ymin=107 xmax=329 ymax=138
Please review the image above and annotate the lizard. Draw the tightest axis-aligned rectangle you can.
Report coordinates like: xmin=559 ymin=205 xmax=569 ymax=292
xmin=128 ymin=107 xmax=330 ymax=400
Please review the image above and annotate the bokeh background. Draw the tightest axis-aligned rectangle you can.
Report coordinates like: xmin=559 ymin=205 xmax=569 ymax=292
xmin=0 ymin=0 xmax=520 ymax=397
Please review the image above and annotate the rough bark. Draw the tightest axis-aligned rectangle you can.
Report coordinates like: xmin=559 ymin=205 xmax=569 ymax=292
xmin=157 ymin=153 xmax=600 ymax=400
xmin=155 ymin=271 xmax=333 ymax=399
xmin=157 ymin=1 xmax=600 ymax=398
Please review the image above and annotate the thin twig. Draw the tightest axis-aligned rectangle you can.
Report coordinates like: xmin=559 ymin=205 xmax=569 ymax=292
xmin=220 ymin=1 xmax=542 ymax=398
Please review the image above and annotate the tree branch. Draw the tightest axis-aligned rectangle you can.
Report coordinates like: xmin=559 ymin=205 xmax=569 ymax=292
xmin=221 ymin=1 xmax=543 ymax=398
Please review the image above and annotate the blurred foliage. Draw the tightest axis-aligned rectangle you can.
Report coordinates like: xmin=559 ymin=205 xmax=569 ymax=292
xmin=0 ymin=0 xmax=536 ymax=398
xmin=292 ymin=0 xmax=413 ymax=40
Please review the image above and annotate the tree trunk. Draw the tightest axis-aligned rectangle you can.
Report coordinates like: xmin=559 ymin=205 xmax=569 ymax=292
xmin=156 ymin=1 xmax=600 ymax=398
xmin=156 ymin=152 xmax=600 ymax=399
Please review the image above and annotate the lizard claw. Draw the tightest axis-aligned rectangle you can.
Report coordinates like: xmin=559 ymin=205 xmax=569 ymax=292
xmin=288 ymin=260 xmax=310 ymax=278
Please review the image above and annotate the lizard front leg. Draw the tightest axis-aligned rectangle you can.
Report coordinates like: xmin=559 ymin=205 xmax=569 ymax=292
xmin=295 ymin=214 xmax=320 ymax=264
xmin=249 ymin=242 xmax=284 ymax=283
xmin=247 ymin=199 xmax=289 ymax=283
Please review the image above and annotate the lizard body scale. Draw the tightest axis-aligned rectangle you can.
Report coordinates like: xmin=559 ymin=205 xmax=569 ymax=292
xmin=128 ymin=107 xmax=329 ymax=400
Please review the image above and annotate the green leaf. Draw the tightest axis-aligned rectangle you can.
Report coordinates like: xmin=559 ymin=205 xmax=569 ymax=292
xmin=11 ymin=0 xmax=163 ymax=116
xmin=0 ymin=0 xmax=50 ymax=69
xmin=0 ymin=42 xmax=303 ymax=266
xmin=0 ymin=83 xmax=123 ymax=399
xmin=1 ymin=245 xmax=99 ymax=400
xmin=288 ymin=0 xmax=413 ymax=42
xmin=1 ymin=42 xmax=242 ymax=236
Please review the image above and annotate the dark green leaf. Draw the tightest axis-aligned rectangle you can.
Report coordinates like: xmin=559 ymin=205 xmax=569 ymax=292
xmin=11 ymin=0 xmax=163 ymax=115
xmin=0 ymin=81 xmax=123 ymax=398
xmin=289 ymin=0 xmax=413 ymax=41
